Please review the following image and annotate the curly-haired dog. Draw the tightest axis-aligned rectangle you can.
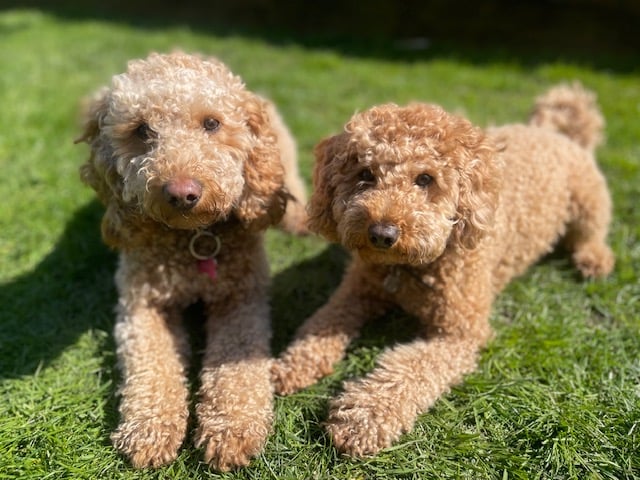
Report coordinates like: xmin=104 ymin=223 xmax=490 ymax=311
xmin=272 ymin=84 xmax=614 ymax=456
xmin=77 ymin=51 xmax=306 ymax=470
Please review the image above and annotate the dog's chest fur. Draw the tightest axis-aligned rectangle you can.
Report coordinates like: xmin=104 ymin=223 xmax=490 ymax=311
xmin=114 ymin=226 xmax=269 ymax=309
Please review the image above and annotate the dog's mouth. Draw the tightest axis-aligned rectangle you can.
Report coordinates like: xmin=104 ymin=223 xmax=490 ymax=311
xmin=154 ymin=210 xmax=225 ymax=230
xmin=356 ymin=244 xmax=443 ymax=267
xmin=147 ymin=204 xmax=227 ymax=230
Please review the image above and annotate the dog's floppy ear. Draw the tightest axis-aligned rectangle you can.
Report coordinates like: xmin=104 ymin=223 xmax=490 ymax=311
xmin=76 ymin=88 xmax=107 ymax=146
xmin=449 ymin=125 xmax=501 ymax=250
xmin=76 ymin=87 xmax=122 ymax=205
xmin=235 ymin=94 xmax=287 ymax=230
xmin=306 ymin=133 xmax=348 ymax=242
xmin=100 ymin=202 xmax=129 ymax=249
xmin=76 ymin=87 xmax=132 ymax=249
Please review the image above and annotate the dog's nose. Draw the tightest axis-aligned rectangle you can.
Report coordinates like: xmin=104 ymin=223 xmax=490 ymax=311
xmin=368 ymin=223 xmax=399 ymax=249
xmin=162 ymin=178 xmax=203 ymax=210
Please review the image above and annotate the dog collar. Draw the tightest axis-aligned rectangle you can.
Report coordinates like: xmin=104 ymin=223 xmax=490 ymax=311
xmin=383 ymin=266 xmax=436 ymax=293
xmin=189 ymin=230 xmax=221 ymax=281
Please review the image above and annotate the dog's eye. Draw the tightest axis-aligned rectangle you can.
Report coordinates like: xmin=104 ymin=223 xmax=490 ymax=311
xmin=358 ymin=168 xmax=376 ymax=184
xmin=203 ymin=117 xmax=221 ymax=132
xmin=415 ymin=173 xmax=433 ymax=188
xmin=134 ymin=122 xmax=154 ymax=141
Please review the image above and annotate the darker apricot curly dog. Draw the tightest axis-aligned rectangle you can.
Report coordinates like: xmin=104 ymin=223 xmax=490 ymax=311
xmin=77 ymin=51 xmax=306 ymax=470
xmin=272 ymin=83 xmax=614 ymax=456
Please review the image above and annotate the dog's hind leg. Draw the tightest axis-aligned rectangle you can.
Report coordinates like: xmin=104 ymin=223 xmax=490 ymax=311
xmin=564 ymin=154 xmax=615 ymax=278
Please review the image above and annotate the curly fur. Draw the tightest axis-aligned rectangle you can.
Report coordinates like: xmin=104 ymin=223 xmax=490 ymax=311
xmin=77 ymin=51 xmax=306 ymax=470
xmin=529 ymin=81 xmax=604 ymax=153
xmin=272 ymin=83 xmax=614 ymax=457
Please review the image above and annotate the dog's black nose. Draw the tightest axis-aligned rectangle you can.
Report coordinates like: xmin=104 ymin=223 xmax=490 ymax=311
xmin=368 ymin=223 xmax=399 ymax=249
xmin=162 ymin=178 xmax=202 ymax=210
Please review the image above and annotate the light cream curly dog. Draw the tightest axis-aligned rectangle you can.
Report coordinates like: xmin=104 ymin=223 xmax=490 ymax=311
xmin=272 ymin=83 xmax=614 ymax=456
xmin=77 ymin=51 xmax=306 ymax=470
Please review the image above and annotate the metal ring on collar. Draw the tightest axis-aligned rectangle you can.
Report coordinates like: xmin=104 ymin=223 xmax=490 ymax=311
xmin=189 ymin=230 xmax=221 ymax=260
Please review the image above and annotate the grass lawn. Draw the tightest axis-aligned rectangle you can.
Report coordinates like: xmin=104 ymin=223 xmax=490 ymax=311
xmin=0 ymin=5 xmax=639 ymax=479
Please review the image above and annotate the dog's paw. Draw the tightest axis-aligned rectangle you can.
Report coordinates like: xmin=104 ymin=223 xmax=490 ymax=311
xmin=325 ymin=390 xmax=409 ymax=457
xmin=573 ymin=242 xmax=614 ymax=278
xmin=271 ymin=359 xmax=304 ymax=395
xmin=271 ymin=356 xmax=330 ymax=395
xmin=111 ymin=417 xmax=187 ymax=468
xmin=195 ymin=417 xmax=270 ymax=471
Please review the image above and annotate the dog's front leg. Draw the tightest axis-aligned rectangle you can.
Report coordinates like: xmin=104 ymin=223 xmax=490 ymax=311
xmin=194 ymin=301 xmax=273 ymax=471
xmin=325 ymin=335 xmax=482 ymax=456
xmin=325 ymin=273 xmax=494 ymax=457
xmin=111 ymin=302 xmax=190 ymax=468
xmin=272 ymin=263 xmax=392 ymax=395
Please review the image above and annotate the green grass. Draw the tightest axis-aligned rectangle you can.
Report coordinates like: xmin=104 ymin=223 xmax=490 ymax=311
xmin=1 ymin=7 xmax=639 ymax=480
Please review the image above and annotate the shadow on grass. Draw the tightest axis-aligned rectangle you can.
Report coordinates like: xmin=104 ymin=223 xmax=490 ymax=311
xmin=270 ymin=244 xmax=348 ymax=354
xmin=0 ymin=200 xmax=117 ymax=380
xmin=2 ymin=0 xmax=640 ymax=72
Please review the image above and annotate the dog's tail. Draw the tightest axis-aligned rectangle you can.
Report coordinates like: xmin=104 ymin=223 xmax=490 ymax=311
xmin=528 ymin=82 xmax=604 ymax=153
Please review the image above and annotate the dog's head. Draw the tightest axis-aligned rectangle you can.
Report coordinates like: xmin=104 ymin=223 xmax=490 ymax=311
xmin=77 ymin=51 xmax=286 ymax=246
xmin=308 ymin=103 xmax=501 ymax=266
